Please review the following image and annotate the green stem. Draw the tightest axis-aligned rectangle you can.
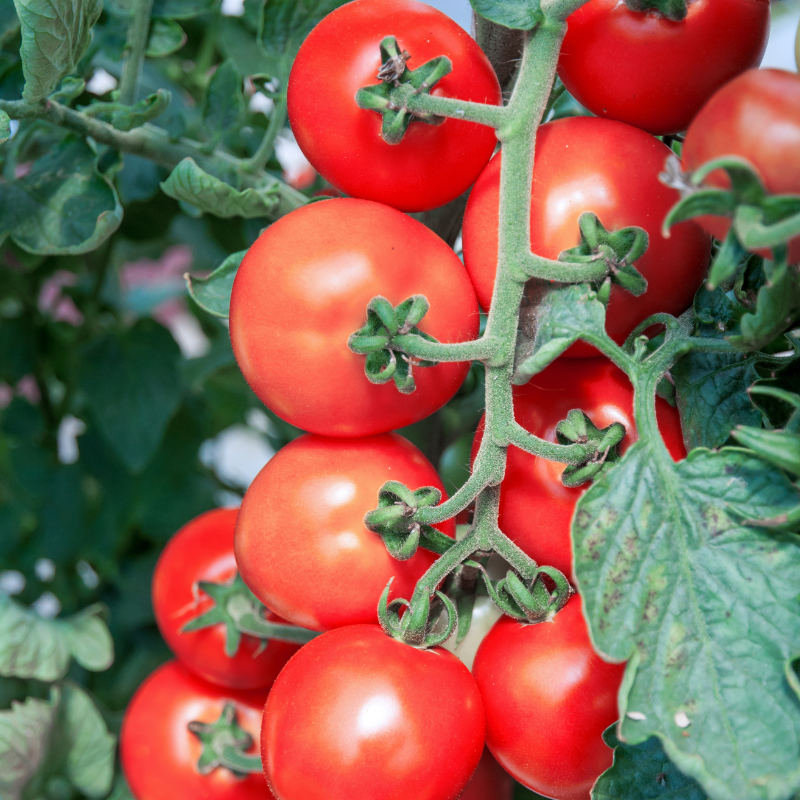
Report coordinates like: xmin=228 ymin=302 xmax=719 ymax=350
xmin=393 ymin=334 xmax=494 ymax=364
xmin=505 ymin=422 xmax=592 ymax=463
xmin=243 ymin=97 xmax=287 ymax=173
xmin=233 ymin=610 xmax=321 ymax=644
xmin=219 ymin=749 xmax=262 ymax=774
xmin=520 ymin=251 xmax=610 ymax=283
xmin=404 ymin=93 xmax=508 ymax=128
xmin=119 ymin=0 xmax=155 ymax=106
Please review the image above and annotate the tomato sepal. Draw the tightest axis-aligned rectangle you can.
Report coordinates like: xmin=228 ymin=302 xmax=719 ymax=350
xmin=625 ymin=0 xmax=687 ymax=22
xmin=376 ymin=580 xmax=459 ymax=647
xmin=555 ymin=410 xmax=626 ymax=487
xmin=187 ymin=701 xmax=262 ymax=776
xmin=480 ymin=565 xmax=572 ymax=623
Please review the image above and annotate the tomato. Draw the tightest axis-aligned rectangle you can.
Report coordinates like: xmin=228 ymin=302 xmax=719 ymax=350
xmin=558 ymin=0 xmax=770 ymax=136
xmin=230 ymin=199 xmax=480 ymax=437
xmin=462 ymin=117 xmax=711 ymax=356
xmin=152 ymin=508 xmax=300 ymax=691
xmin=460 ymin=748 xmax=515 ymax=800
xmin=121 ymin=660 xmax=272 ymax=800
xmin=261 ymin=624 xmax=485 ymax=800
xmin=682 ymin=68 xmax=800 ymax=263
xmin=234 ymin=432 xmax=454 ymax=631
xmin=287 ymin=0 xmax=501 ymax=213
xmin=472 ymin=597 xmax=625 ymax=800
xmin=471 ymin=357 xmax=686 ymax=582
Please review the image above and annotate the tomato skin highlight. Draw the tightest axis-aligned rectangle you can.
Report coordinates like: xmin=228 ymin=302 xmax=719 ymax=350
xmin=682 ymin=68 xmax=800 ymax=263
xmin=234 ymin=432 xmax=454 ymax=631
xmin=121 ymin=660 xmax=272 ymax=800
xmin=472 ymin=598 xmax=625 ymax=800
xmin=462 ymin=117 xmax=711 ymax=356
xmin=230 ymin=198 xmax=480 ymax=437
xmin=261 ymin=624 xmax=486 ymax=800
xmin=471 ymin=358 xmax=686 ymax=582
xmin=287 ymin=0 xmax=501 ymax=213
xmin=558 ymin=0 xmax=770 ymax=136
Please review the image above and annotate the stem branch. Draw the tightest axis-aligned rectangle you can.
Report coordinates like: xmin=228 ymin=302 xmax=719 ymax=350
xmin=119 ymin=0 xmax=155 ymax=106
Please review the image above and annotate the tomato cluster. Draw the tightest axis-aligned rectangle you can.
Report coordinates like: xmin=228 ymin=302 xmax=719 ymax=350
xmin=118 ymin=0 xmax=794 ymax=798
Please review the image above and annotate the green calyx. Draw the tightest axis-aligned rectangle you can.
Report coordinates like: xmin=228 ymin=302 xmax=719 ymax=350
xmin=348 ymin=295 xmax=439 ymax=394
xmin=625 ymin=0 xmax=688 ymax=22
xmin=558 ymin=212 xmax=649 ymax=298
xmin=555 ymin=410 xmax=627 ymax=487
xmin=355 ymin=36 xmax=452 ymax=145
xmin=482 ymin=566 xmax=572 ymax=623
xmin=187 ymin=703 xmax=262 ymax=776
xmin=377 ymin=580 xmax=459 ymax=648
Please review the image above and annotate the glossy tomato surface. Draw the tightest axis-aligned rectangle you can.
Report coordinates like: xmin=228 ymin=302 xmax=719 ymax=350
xmin=230 ymin=199 xmax=480 ymax=436
xmin=682 ymin=68 xmax=800 ymax=263
xmin=462 ymin=117 xmax=710 ymax=355
xmin=235 ymin=433 xmax=454 ymax=631
xmin=288 ymin=0 xmax=501 ymax=212
xmin=472 ymin=598 xmax=625 ymax=800
xmin=152 ymin=508 xmax=299 ymax=690
xmin=262 ymin=624 xmax=485 ymax=800
xmin=460 ymin=748 xmax=515 ymax=800
xmin=558 ymin=0 xmax=769 ymax=135
xmin=121 ymin=660 xmax=272 ymax=800
xmin=472 ymin=358 xmax=686 ymax=582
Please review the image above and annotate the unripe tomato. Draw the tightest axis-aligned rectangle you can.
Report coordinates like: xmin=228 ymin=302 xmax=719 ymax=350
xmin=558 ymin=0 xmax=770 ymax=135
xmin=288 ymin=0 xmax=501 ymax=212
xmin=472 ymin=598 xmax=625 ymax=800
xmin=262 ymin=624 xmax=486 ymax=800
xmin=234 ymin=433 xmax=454 ymax=631
xmin=471 ymin=357 xmax=686 ymax=582
xmin=230 ymin=198 xmax=480 ymax=437
xmin=152 ymin=508 xmax=300 ymax=690
xmin=462 ymin=117 xmax=711 ymax=356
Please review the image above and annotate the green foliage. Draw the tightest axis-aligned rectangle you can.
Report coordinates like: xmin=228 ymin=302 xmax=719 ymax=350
xmin=0 ymin=109 xmax=9 ymax=142
xmin=146 ymin=19 xmax=187 ymax=58
xmin=186 ymin=249 xmax=245 ymax=318
xmin=468 ymin=0 xmax=543 ymax=31
xmin=203 ymin=60 xmax=245 ymax=139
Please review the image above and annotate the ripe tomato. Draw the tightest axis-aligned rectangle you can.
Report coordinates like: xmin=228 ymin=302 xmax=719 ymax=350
xmin=472 ymin=597 xmax=625 ymax=800
xmin=230 ymin=199 xmax=480 ymax=437
xmin=558 ymin=0 xmax=770 ymax=136
xmin=121 ymin=660 xmax=272 ymax=800
xmin=287 ymin=0 xmax=501 ymax=213
xmin=682 ymin=68 xmax=800 ymax=263
xmin=462 ymin=117 xmax=711 ymax=356
xmin=460 ymin=748 xmax=515 ymax=800
xmin=152 ymin=508 xmax=300 ymax=691
xmin=234 ymin=433 xmax=454 ymax=631
xmin=261 ymin=624 xmax=485 ymax=800
xmin=471 ymin=357 xmax=686 ymax=582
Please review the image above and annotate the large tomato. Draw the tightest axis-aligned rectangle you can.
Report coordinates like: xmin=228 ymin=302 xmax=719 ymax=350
xmin=152 ymin=508 xmax=300 ymax=691
xmin=287 ymin=0 xmax=501 ymax=213
xmin=558 ymin=0 xmax=769 ymax=136
xmin=472 ymin=598 xmax=625 ymax=800
xmin=121 ymin=660 xmax=272 ymax=800
xmin=682 ymin=68 xmax=800 ymax=263
xmin=261 ymin=624 xmax=485 ymax=800
xmin=234 ymin=433 xmax=454 ymax=631
xmin=230 ymin=199 xmax=480 ymax=437
xmin=471 ymin=357 xmax=686 ymax=582
xmin=462 ymin=117 xmax=711 ymax=356
xmin=460 ymin=749 xmax=515 ymax=800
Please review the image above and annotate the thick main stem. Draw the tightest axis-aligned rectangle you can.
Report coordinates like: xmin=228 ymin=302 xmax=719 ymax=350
xmin=119 ymin=0 xmax=155 ymax=106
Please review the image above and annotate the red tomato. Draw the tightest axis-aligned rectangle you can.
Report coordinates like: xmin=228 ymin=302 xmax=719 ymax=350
xmin=460 ymin=748 xmax=515 ymax=800
xmin=230 ymin=199 xmax=480 ymax=437
xmin=462 ymin=117 xmax=711 ymax=356
xmin=121 ymin=660 xmax=272 ymax=800
xmin=471 ymin=357 xmax=686 ymax=582
xmin=288 ymin=0 xmax=501 ymax=212
xmin=152 ymin=508 xmax=300 ymax=691
xmin=558 ymin=0 xmax=770 ymax=135
xmin=234 ymin=433 xmax=454 ymax=631
xmin=472 ymin=598 xmax=625 ymax=800
xmin=261 ymin=624 xmax=485 ymax=800
xmin=682 ymin=68 xmax=800 ymax=263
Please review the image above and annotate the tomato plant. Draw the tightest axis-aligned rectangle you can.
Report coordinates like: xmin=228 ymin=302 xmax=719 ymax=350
xmin=261 ymin=624 xmax=485 ymax=800
xmin=557 ymin=0 xmax=770 ymax=135
xmin=288 ymin=0 xmax=501 ymax=213
xmin=462 ymin=116 xmax=711 ymax=354
xmin=472 ymin=598 xmax=626 ymax=800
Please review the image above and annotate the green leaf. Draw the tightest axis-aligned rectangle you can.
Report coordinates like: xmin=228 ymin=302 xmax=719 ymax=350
xmin=468 ymin=0 xmax=543 ymax=31
xmin=0 ymin=597 xmax=114 ymax=681
xmin=593 ymin=726 xmax=708 ymax=799
xmin=0 ymin=109 xmax=9 ymax=143
xmin=161 ymin=158 xmax=279 ymax=218
xmin=78 ymin=321 xmax=183 ymax=473
xmin=110 ymin=89 xmax=171 ymax=131
xmin=151 ymin=0 xmax=215 ymax=19
xmin=203 ymin=60 xmax=244 ymax=138
xmin=146 ymin=18 xmax=187 ymax=57
xmin=219 ymin=16 xmax=269 ymax=77
xmin=13 ymin=0 xmax=102 ymax=101
xmin=573 ymin=444 xmax=800 ymax=800
xmin=0 ymin=136 xmax=123 ymax=255
xmin=186 ymin=249 xmax=244 ymax=318
xmin=0 ymin=695 xmax=55 ymax=800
